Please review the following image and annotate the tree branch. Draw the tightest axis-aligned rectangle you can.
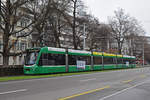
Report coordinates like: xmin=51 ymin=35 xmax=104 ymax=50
xmin=10 ymin=21 xmax=35 ymax=36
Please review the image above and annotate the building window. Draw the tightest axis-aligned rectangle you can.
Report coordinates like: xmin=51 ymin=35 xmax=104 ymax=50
xmin=20 ymin=42 xmax=27 ymax=51
xmin=16 ymin=42 xmax=20 ymax=50
xmin=0 ymin=55 xmax=2 ymax=65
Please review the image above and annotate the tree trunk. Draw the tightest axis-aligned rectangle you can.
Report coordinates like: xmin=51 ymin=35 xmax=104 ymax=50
xmin=3 ymin=54 xmax=9 ymax=66
xmin=54 ymin=31 xmax=61 ymax=48
xmin=57 ymin=31 xmax=61 ymax=48
xmin=117 ymin=42 xmax=122 ymax=54
xmin=2 ymin=0 xmax=11 ymax=66
xmin=118 ymin=48 xmax=122 ymax=54
xmin=36 ymin=28 xmax=43 ymax=47
xmin=72 ymin=0 xmax=78 ymax=49
xmin=73 ymin=29 xmax=77 ymax=49
xmin=2 ymin=33 xmax=9 ymax=75
xmin=3 ymin=34 xmax=9 ymax=66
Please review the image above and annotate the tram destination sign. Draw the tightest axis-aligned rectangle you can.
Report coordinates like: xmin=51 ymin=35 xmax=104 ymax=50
xmin=77 ymin=60 xmax=86 ymax=69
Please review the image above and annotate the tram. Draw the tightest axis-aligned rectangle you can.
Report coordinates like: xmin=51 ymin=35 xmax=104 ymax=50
xmin=24 ymin=47 xmax=136 ymax=74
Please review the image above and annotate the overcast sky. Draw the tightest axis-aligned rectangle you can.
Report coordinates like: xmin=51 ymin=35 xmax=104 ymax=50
xmin=84 ymin=0 xmax=150 ymax=36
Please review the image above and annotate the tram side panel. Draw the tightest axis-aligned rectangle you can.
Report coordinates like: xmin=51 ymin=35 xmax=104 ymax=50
xmin=93 ymin=55 xmax=103 ymax=70
xmin=103 ymin=57 xmax=117 ymax=70
xmin=68 ymin=54 xmax=91 ymax=72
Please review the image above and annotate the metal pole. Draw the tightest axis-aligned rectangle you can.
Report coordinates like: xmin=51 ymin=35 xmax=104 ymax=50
xmin=102 ymin=52 xmax=104 ymax=70
xmin=130 ymin=39 xmax=133 ymax=56
xmin=0 ymin=0 xmax=1 ymax=19
xmin=65 ymin=48 xmax=69 ymax=72
xmin=83 ymin=23 xmax=86 ymax=50
xmin=107 ymin=39 xmax=110 ymax=53
xmin=143 ymin=43 xmax=144 ymax=67
xmin=91 ymin=53 xmax=94 ymax=70
xmin=116 ymin=54 xmax=118 ymax=68
xmin=122 ymin=58 xmax=124 ymax=68
xmin=0 ymin=0 xmax=1 ymax=11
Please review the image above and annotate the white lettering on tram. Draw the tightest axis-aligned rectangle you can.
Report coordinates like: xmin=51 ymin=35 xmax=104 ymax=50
xmin=68 ymin=49 xmax=91 ymax=54
xmin=48 ymin=47 xmax=66 ymax=52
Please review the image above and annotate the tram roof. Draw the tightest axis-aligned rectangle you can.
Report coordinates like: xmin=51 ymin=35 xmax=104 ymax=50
xmin=68 ymin=49 xmax=91 ymax=56
xmin=123 ymin=55 xmax=136 ymax=59
xmin=40 ymin=47 xmax=66 ymax=54
xmin=26 ymin=47 xmax=136 ymax=59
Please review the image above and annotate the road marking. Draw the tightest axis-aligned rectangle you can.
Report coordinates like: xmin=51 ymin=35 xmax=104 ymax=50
xmin=0 ymin=89 xmax=27 ymax=95
xmin=99 ymin=81 xmax=147 ymax=100
xmin=58 ymin=86 xmax=110 ymax=100
xmin=80 ymin=78 xmax=96 ymax=82
xmin=122 ymin=80 xmax=133 ymax=83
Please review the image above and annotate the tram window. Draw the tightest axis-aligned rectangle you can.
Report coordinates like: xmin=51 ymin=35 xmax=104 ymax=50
xmin=123 ymin=59 xmax=131 ymax=64
xmin=129 ymin=60 xmax=132 ymax=64
xmin=117 ymin=58 xmax=123 ymax=64
xmin=68 ymin=55 xmax=91 ymax=65
xmin=93 ymin=56 xmax=102 ymax=65
xmin=39 ymin=53 xmax=65 ymax=66
xmin=68 ymin=55 xmax=76 ymax=65
xmin=123 ymin=59 xmax=126 ymax=64
xmin=129 ymin=59 xmax=136 ymax=64
xmin=103 ymin=57 xmax=116 ymax=64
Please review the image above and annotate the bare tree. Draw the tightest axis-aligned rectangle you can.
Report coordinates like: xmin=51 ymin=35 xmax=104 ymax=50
xmin=0 ymin=0 xmax=34 ymax=65
xmin=87 ymin=21 xmax=111 ymax=51
xmin=71 ymin=0 xmax=78 ymax=49
xmin=25 ymin=0 xmax=53 ymax=47
xmin=0 ymin=0 xmax=52 ymax=65
xmin=108 ymin=8 xmax=142 ymax=54
xmin=66 ymin=0 xmax=85 ymax=49
xmin=45 ymin=0 xmax=71 ymax=47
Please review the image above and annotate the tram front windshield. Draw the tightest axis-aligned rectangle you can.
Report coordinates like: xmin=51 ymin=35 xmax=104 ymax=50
xmin=25 ymin=51 xmax=39 ymax=65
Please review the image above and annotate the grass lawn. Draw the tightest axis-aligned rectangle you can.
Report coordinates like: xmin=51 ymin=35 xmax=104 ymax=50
xmin=0 ymin=72 xmax=93 ymax=82
xmin=0 ymin=68 xmax=138 ymax=82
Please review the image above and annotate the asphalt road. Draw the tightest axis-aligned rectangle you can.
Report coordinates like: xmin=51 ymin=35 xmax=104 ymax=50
xmin=1 ymin=67 xmax=150 ymax=100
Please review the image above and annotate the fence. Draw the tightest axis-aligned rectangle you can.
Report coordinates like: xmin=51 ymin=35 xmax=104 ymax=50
xmin=0 ymin=65 xmax=24 ymax=76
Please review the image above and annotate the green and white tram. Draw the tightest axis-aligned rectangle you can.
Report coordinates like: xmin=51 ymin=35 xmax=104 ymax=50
xmin=24 ymin=47 xmax=136 ymax=74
